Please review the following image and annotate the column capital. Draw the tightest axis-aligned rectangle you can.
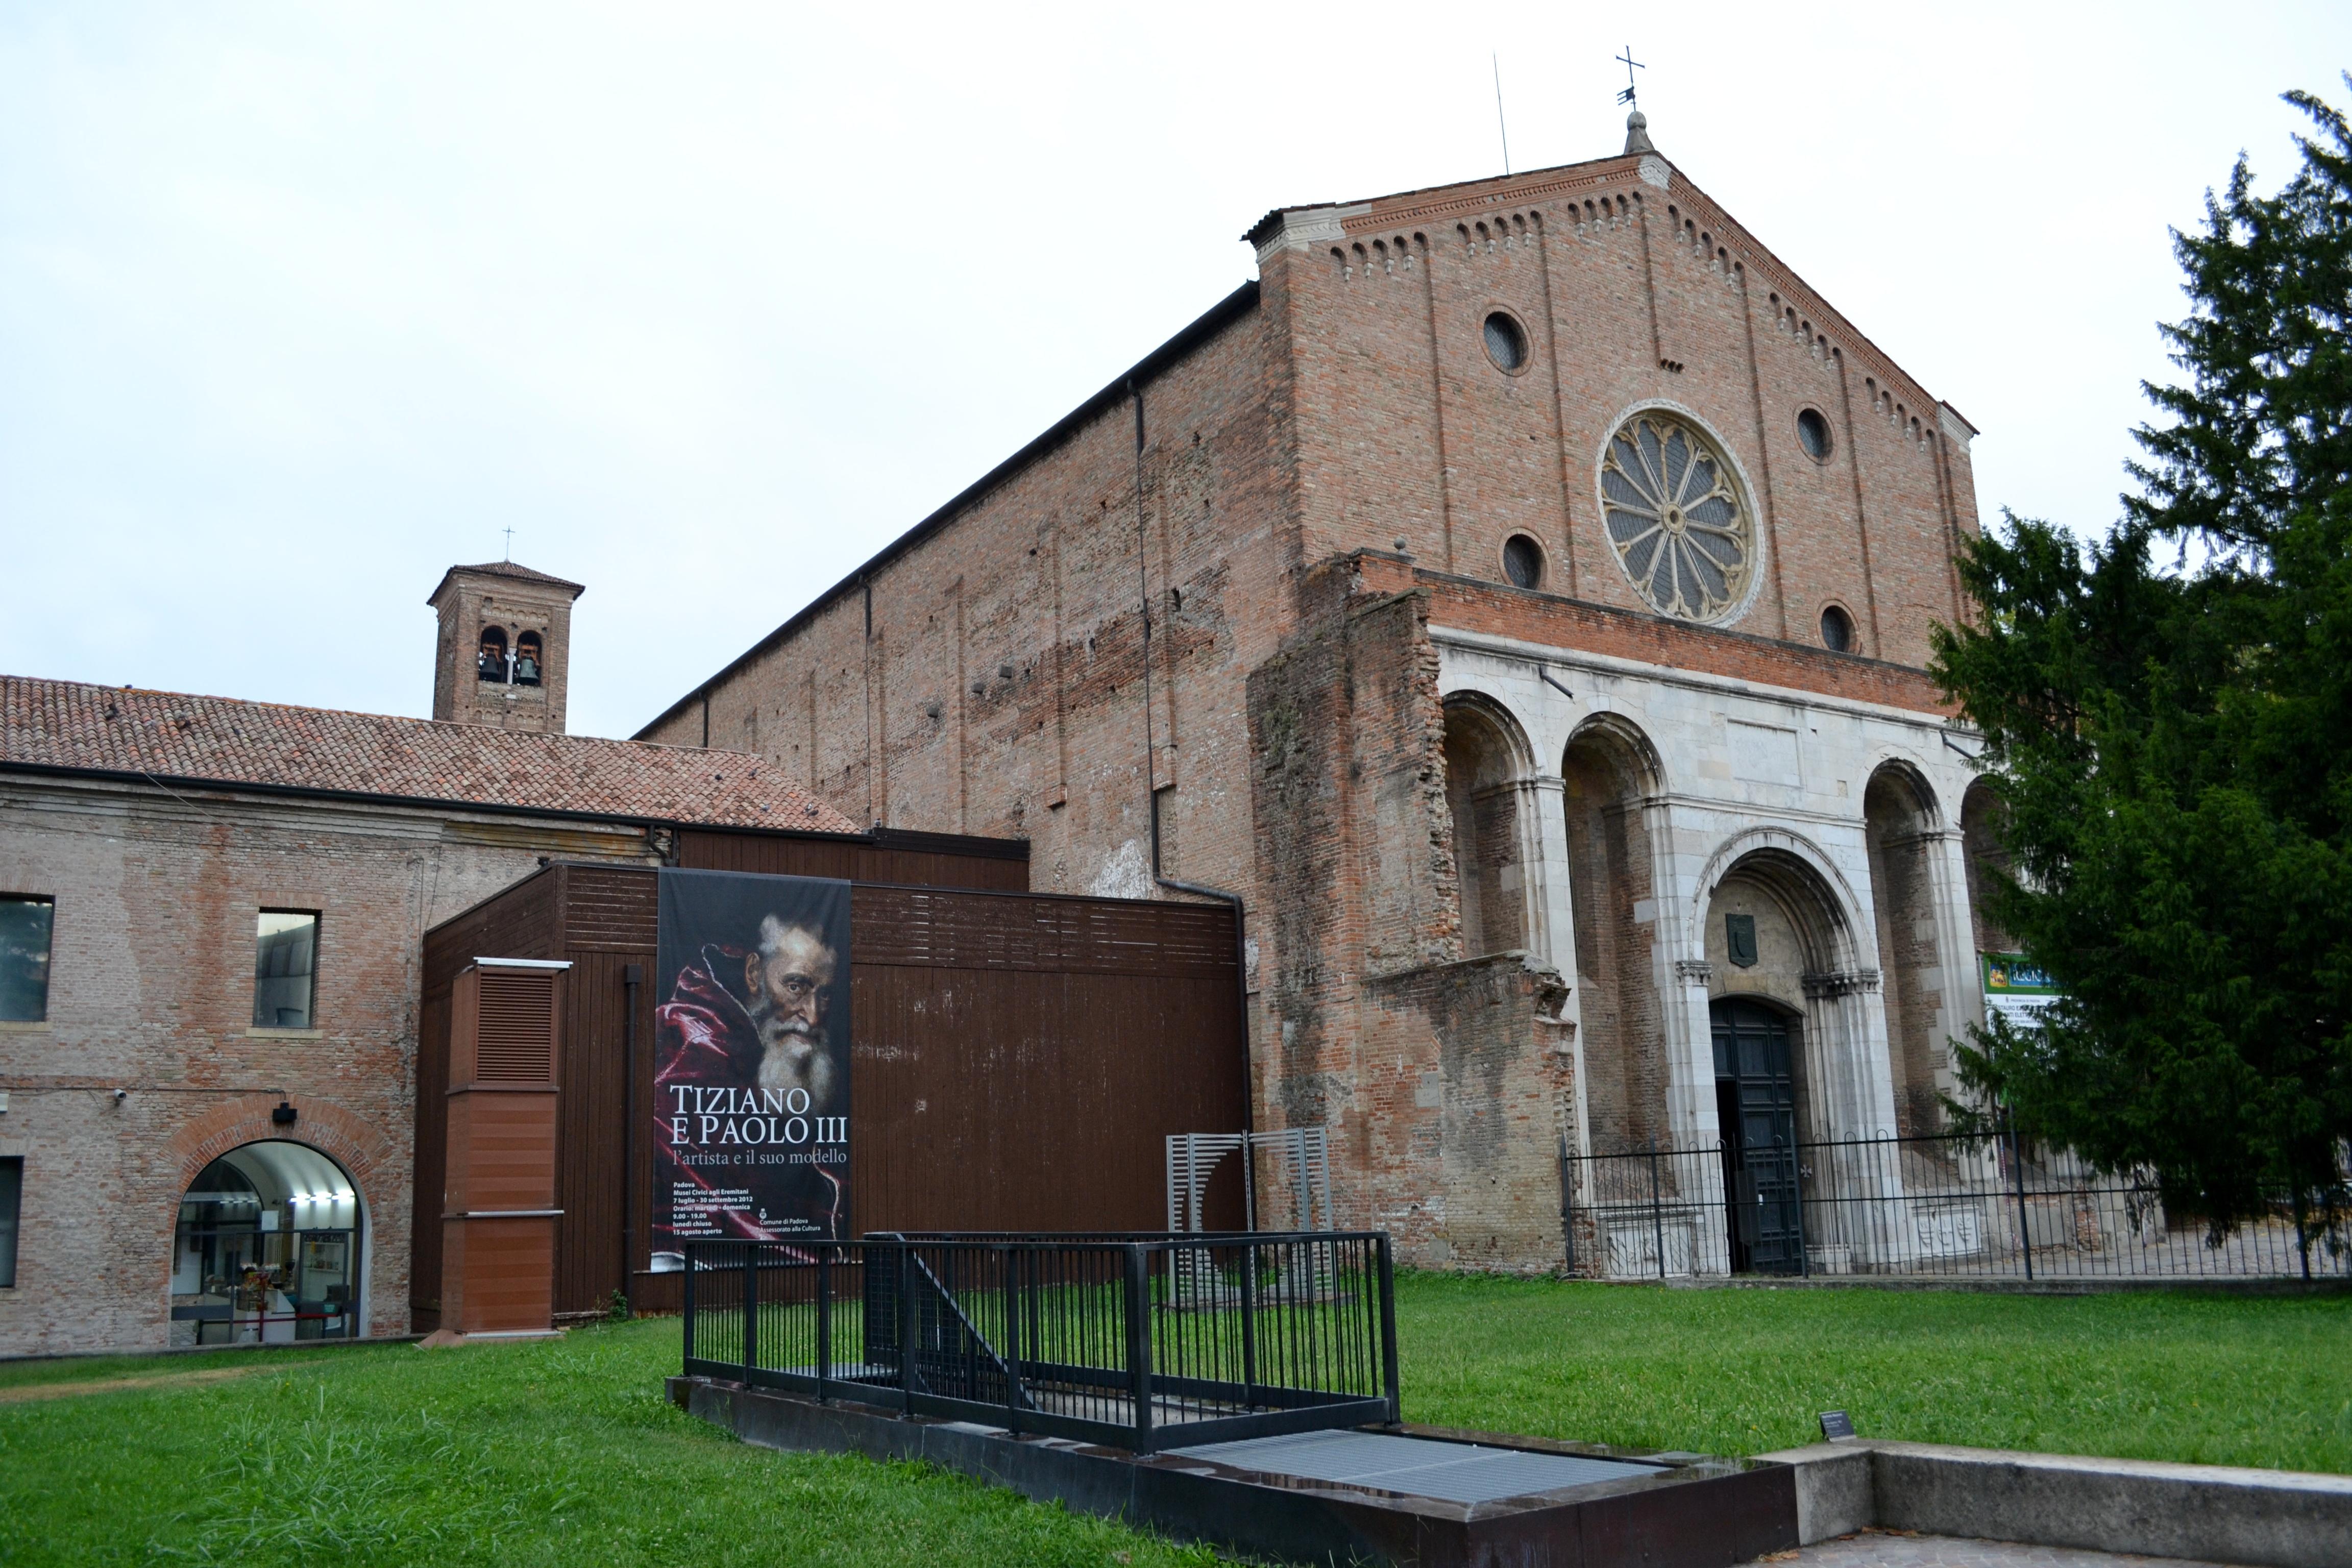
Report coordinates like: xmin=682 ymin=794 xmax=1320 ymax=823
xmin=1802 ymin=967 xmax=1882 ymax=999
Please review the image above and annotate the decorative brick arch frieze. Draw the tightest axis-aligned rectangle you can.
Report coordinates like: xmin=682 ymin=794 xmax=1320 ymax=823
xmin=166 ymin=1095 xmax=402 ymax=1219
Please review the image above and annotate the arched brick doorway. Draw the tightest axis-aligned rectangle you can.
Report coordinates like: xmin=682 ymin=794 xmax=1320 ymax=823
xmin=170 ymin=1140 xmax=365 ymax=1347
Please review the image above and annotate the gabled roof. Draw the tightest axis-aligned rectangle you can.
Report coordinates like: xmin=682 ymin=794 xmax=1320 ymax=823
xmin=427 ymin=560 xmax=586 ymax=607
xmin=1252 ymin=138 xmax=1951 ymax=428
xmin=1 ymin=675 xmax=856 ymax=832
xmin=632 ymin=281 xmax=1260 ymax=741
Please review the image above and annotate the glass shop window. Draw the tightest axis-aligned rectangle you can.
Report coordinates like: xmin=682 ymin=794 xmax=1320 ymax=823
xmin=0 ymin=1158 xmax=20 ymax=1288
xmin=477 ymin=626 xmax=509 ymax=683
xmin=0 ymin=895 xmax=54 ymax=1024
xmin=514 ymin=631 xmax=543 ymax=686
xmin=252 ymin=912 xmax=320 ymax=1030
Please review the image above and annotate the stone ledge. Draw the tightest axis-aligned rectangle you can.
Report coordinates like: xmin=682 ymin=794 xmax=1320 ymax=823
xmin=1756 ymin=1438 xmax=2352 ymax=1568
xmin=670 ymin=1375 xmax=1795 ymax=1567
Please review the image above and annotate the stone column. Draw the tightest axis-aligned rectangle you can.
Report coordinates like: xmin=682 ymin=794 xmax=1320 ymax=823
xmin=1920 ymin=825 xmax=1984 ymax=1099
xmin=1648 ymin=800 xmax=1720 ymax=1151
xmin=1526 ymin=774 xmax=1590 ymax=1157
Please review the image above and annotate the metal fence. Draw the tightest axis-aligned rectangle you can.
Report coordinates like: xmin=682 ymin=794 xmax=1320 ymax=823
xmin=1561 ymin=1128 xmax=2351 ymax=1283
xmin=680 ymin=1231 xmax=1398 ymax=1453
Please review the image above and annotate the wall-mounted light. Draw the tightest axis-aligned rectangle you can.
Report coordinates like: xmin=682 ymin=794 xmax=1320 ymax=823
xmin=271 ymin=1100 xmax=298 ymax=1126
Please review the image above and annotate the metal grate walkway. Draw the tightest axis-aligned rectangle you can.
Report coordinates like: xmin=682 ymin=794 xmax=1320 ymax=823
xmin=1167 ymin=1429 xmax=1660 ymax=1505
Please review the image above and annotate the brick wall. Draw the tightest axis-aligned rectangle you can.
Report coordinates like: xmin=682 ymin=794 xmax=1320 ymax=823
xmin=1264 ymin=153 xmax=1978 ymax=671
xmin=0 ymin=776 xmax=656 ymax=1355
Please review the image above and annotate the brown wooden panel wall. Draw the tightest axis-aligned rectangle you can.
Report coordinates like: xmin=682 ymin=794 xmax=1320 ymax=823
xmin=851 ymin=965 xmax=1246 ymax=1235
xmin=675 ymin=827 xmax=1028 ymax=891
xmin=440 ymin=963 xmax=561 ymax=1336
xmin=421 ymin=864 xmax=1244 ymax=1324
xmin=412 ymin=875 xmax=562 ymax=1329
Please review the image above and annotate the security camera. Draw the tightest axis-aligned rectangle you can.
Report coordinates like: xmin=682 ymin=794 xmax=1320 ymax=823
xmin=113 ymin=1088 xmax=128 ymax=1102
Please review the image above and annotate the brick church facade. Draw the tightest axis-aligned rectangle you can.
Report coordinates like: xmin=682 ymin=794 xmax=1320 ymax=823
xmin=640 ymin=116 xmax=2006 ymax=1272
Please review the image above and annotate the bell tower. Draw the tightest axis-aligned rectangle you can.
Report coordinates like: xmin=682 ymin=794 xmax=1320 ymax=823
xmin=427 ymin=561 xmax=586 ymax=734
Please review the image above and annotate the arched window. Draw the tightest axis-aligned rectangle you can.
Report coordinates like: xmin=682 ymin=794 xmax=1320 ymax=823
xmin=477 ymin=627 xmax=509 ymax=684
xmin=514 ymin=631 xmax=544 ymax=687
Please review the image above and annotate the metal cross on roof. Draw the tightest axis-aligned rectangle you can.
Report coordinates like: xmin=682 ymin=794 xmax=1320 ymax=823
xmin=1615 ymin=46 xmax=1645 ymax=106
xmin=501 ymin=525 xmax=515 ymax=561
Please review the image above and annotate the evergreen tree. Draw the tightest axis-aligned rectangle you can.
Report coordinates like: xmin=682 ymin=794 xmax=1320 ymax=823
xmin=1932 ymin=83 xmax=2352 ymax=1243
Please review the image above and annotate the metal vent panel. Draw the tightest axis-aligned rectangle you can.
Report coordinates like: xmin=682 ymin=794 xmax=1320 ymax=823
xmin=1169 ymin=1429 xmax=1659 ymax=1505
xmin=476 ymin=970 xmax=554 ymax=1082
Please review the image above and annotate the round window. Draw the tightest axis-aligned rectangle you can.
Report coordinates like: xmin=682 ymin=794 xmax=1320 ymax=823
xmin=1820 ymin=604 xmax=1854 ymax=653
xmin=1502 ymin=534 xmax=1544 ymax=590
xmin=1796 ymin=408 xmax=1833 ymax=461
xmin=1483 ymin=312 xmax=1529 ymax=373
xmin=1599 ymin=411 xmax=1755 ymax=622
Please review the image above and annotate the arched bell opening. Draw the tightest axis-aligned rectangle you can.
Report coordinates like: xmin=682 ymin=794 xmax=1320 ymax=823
xmin=170 ymin=1141 xmax=365 ymax=1347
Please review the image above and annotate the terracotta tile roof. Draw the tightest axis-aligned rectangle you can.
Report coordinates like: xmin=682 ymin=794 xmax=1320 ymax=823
xmin=1 ymin=675 xmax=858 ymax=833
xmin=427 ymin=560 xmax=586 ymax=604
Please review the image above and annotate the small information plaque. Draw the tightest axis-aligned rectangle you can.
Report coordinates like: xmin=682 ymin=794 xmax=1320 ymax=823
xmin=1819 ymin=1409 xmax=1856 ymax=1441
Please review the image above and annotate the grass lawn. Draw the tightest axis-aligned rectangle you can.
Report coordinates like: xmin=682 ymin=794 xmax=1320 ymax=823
xmin=1399 ymin=1275 xmax=2352 ymax=1473
xmin=2 ymin=1278 xmax=2347 ymax=1564
xmin=0 ymin=1320 xmax=1215 ymax=1567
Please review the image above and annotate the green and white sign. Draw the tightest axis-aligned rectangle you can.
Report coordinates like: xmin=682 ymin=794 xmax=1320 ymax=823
xmin=1981 ymin=953 xmax=2059 ymax=1024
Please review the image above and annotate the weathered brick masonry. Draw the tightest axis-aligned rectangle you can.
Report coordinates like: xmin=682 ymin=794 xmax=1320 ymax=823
xmin=0 ymin=776 xmax=658 ymax=1354
xmin=644 ymin=124 xmax=1998 ymax=1270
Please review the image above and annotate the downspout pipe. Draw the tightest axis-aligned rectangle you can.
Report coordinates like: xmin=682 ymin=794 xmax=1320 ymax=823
xmin=621 ymin=962 xmax=644 ymax=1315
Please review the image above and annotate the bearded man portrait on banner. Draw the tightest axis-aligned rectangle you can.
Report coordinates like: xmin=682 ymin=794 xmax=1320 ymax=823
xmin=651 ymin=874 xmax=851 ymax=1256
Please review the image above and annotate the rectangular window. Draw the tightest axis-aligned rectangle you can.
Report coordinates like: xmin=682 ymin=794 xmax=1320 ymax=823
xmin=0 ymin=1158 xmax=20 ymax=1288
xmin=252 ymin=911 xmax=320 ymax=1030
xmin=0 ymin=896 xmax=54 ymax=1023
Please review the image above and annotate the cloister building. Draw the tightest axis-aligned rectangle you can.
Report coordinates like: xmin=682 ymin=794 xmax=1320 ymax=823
xmin=640 ymin=113 xmax=2010 ymax=1273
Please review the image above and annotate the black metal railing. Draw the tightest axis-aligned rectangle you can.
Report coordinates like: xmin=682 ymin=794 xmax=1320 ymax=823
xmin=1561 ymin=1128 xmax=2351 ymax=1283
xmin=680 ymin=1231 xmax=1398 ymax=1453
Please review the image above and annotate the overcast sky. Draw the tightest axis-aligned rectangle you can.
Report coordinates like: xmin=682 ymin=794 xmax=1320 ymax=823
xmin=3 ymin=4 xmax=2345 ymax=740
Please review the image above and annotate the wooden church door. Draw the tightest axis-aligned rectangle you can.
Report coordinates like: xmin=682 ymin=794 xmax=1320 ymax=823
xmin=1711 ymin=999 xmax=1804 ymax=1275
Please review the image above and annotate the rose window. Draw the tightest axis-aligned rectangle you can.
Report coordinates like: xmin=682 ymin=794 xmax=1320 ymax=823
xmin=1599 ymin=412 xmax=1754 ymax=622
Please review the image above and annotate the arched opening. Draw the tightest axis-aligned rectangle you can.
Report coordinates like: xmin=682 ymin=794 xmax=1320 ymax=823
xmin=170 ymin=1141 xmax=363 ymax=1346
xmin=1441 ymin=699 xmax=1532 ymax=958
xmin=1701 ymin=846 xmax=1876 ymax=1142
xmin=1865 ymin=764 xmax=1946 ymax=1134
xmin=1700 ymin=846 xmax=1870 ymax=1275
xmin=1960 ymin=780 xmax=2015 ymax=956
xmin=476 ymin=626 xmax=509 ymax=683
xmin=1561 ymin=717 xmax=1664 ymax=1149
xmin=514 ymin=631 xmax=544 ymax=686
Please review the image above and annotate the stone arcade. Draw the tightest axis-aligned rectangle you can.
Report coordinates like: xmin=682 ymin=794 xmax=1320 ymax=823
xmin=639 ymin=114 xmax=2010 ymax=1275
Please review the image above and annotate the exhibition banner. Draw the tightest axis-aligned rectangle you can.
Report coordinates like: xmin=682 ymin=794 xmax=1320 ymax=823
xmin=651 ymin=869 xmax=850 ymax=1265
xmin=1981 ymin=951 xmax=2061 ymax=1027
